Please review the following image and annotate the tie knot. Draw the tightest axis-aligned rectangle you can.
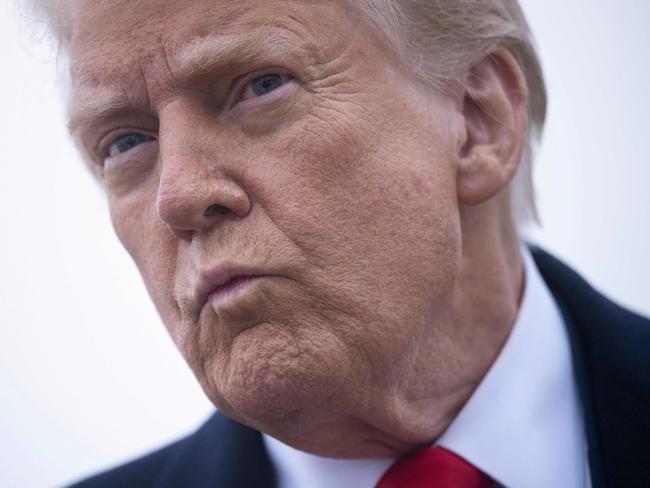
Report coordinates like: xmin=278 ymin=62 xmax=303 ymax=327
xmin=376 ymin=446 xmax=495 ymax=488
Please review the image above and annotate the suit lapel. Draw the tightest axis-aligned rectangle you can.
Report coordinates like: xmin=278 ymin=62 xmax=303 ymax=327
xmin=153 ymin=412 xmax=276 ymax=488
xmin=533 ymin=247 xmax=650 ymax=488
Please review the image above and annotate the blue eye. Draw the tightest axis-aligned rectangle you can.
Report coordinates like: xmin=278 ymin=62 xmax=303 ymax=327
xmin=239 ymin=73 xmax=293 ymax=103
xmin=251 ymin=74 xmax=284 ymax=96
xmin=109 ymin=133 xmax=154 ymax=157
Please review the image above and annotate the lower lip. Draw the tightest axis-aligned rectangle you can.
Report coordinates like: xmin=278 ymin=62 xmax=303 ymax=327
xmin=207 ymin=276 xmax=266 ymax=309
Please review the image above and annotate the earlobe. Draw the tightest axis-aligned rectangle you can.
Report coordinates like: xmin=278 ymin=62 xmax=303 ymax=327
xmin=455 ymin=49 xmax=528 ymax=206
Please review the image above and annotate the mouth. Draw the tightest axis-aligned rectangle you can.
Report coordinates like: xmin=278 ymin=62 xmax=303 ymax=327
xmin=194 ymin=264 xmax=273 ymax=313
xmin=206 ymin=275 xmax=268 ymax=309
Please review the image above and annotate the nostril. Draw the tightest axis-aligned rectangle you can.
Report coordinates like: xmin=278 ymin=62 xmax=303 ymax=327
xmin=204 ymin=204 xmax=231 ymax=218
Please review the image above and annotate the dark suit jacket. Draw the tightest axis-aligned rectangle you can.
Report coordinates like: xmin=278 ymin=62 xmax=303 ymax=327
xmin=68 ymin=248 xmax=650 ymax=488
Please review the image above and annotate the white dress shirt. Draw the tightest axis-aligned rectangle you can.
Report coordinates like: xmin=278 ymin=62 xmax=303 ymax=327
xmin=263 ymin=248 xmax=591 ymax=488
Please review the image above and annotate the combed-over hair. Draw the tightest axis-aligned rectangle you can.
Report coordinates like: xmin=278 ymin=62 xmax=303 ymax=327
xmin=19 ymin=0 xmax=547 ymax=226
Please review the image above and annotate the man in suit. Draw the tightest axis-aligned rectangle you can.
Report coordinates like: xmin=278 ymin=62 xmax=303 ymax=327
xmin=26 ymin=0 xmax=649 ymax=486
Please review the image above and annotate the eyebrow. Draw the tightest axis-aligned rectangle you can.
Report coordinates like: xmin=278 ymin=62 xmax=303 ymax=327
xmin=67 ymin=89 xmax=134 ymax=135
xmin=175 ymin=28 xmax=309 ymax=79
xmin=176 ymin=34 xmax=260 ymax=78
xmin=68 ymin=29 xmax=309 ymax=136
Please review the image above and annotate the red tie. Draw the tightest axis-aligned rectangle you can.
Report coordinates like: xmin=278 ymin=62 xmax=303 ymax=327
xmin=376 ymin=446 xmax=495 ymax=488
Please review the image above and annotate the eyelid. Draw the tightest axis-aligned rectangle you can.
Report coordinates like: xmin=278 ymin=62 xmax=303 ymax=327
xmin=225 ymin=68 xmax=296 ymax=111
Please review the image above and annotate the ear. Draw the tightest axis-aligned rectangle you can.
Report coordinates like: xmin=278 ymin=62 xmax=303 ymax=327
xmin=455 ymin=49 xmax=528 ymax=206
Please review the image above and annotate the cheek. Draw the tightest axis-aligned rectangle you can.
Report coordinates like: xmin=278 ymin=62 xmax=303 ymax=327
xmin=109 ymin=194 xmax=148 ymax=260
xmin=251 ymin=101 xmax=462 ymax=364
xmin=258 ymin=78 xmax=461 ymax=255
xmin=267 ymin=96 xmax=460 ymax=268
xmin=108 ymin=190 xmax=181 ymax=328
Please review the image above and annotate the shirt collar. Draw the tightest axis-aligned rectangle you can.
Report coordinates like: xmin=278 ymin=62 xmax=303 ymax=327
xmin=436 ymin=247 xmax=588 ymax=488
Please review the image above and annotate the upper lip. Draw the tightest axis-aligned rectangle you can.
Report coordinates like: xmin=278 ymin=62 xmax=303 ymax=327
xmin=194 ymin=263 xmax=269 ymax=311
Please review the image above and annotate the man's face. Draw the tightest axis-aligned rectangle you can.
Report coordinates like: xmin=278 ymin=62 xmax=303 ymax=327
xmin=70 ymin=0 xmax=464 ymax=450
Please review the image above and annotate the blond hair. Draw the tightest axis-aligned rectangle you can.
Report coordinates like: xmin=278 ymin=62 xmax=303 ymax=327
xmin=20 ymin=0 xmax=546 ymax=226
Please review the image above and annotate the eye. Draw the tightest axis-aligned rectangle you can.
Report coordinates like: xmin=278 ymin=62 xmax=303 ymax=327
xmin=108 ymin=132 xmax=155 ymax=158
xmin=239 ymin=73 xmax=293 ymax=102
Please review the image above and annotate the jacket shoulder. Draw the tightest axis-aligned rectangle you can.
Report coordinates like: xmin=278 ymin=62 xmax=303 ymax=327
xmin=532 ymin=246 xmax=650 ymax=487
xmin=67 ymin=436 xmax=188 ymax=488
xmin=65 ymin=412 xmax=275 ymax=488
xmin=531 ymin=246 xmax=650 ymax=393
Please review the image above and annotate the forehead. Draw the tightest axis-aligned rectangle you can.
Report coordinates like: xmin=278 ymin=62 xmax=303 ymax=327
xmin=71 ymin=0 xmax=337 ymax=47
xmin=69 ymin=0 xmax=357 ymax=114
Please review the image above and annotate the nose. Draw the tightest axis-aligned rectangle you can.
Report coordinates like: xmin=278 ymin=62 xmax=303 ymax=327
xmin=157 ymin=175 xmax=251 ymax=234
xmin=155 ymin=106 xmax=252 ymax=237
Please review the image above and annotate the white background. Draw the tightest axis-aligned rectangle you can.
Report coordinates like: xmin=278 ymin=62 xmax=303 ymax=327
xmin=1 ymin=1 xmax=648 ymax=487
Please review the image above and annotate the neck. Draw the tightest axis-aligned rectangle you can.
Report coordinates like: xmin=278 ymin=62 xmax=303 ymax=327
xmin=378 ymin=200 xmax=524 ymax=454
xmin=374 ymin=200 xmax=525 ymax=457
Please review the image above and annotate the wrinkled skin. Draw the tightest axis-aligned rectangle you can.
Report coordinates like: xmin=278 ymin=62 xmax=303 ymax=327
xmin=69 ymin=0 xmax=526 ymax=457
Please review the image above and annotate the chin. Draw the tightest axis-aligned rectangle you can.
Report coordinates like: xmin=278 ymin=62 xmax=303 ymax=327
xmin=201 ymin=321 xmax=353 ymax=435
